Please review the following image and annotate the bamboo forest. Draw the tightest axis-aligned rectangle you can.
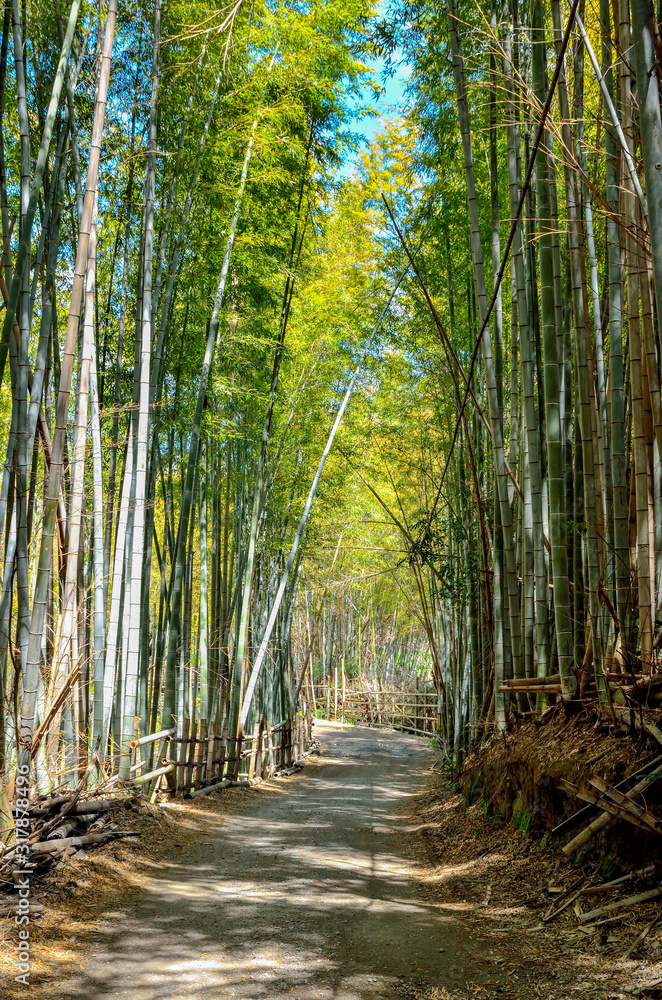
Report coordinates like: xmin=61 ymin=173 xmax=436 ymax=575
xmin=6 ymin=0 xmax=662 ymax=996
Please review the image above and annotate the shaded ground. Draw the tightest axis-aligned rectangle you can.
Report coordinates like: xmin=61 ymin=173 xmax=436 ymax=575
xmin=2 ymin=721 xmax=659 ymax=999
xmin=1 ymin=723 xmax=503 ymax=999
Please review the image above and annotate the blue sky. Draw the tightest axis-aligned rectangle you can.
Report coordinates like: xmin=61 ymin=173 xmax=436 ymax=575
xmin=354 ymin=56 xmax=409 ymax=145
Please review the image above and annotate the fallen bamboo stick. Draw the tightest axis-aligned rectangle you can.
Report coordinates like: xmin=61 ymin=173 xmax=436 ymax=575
xmin=621 ymin=914 xmax=662 ymax=960
xmin=543 ymin=891 xmax=582 ymax=923
xmin=554 ymin=754 xmax=662 ymax=836
xmin=0 ymin=903 xmax=44 ymax=916
xmin=579 ymin=885 xmax=662 ymax=923
xmin=613 ymin=707 xmax=662 ymax=746
xmin=12 ymin=798 xmax=114 ymax=817
xmin=9 ymin=830 xmax=140 ymax=858
xmin=589 ymin=777 xmax=661 ymax=832
xmin=188 ymin=776 xmax=260 ymax=798
xmin=579 ymin=865 xmax=656 ymax=895
xmin=130 ymin=763 xmax=174 ymax=786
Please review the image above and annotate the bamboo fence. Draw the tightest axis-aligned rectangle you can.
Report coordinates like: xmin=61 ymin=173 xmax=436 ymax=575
xmin=314 ymin=683 xmax=439 ymax=736
xmin=109 ymin=714 xmax=309 ymax=798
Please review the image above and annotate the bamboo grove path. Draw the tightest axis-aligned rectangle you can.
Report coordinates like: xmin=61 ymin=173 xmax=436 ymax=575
xmin=50 ymin=723 xmax=502 ymax=999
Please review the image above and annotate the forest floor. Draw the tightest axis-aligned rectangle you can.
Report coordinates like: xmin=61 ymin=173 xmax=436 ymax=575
xmin=1 ymin=721 xmax=659 ymax=999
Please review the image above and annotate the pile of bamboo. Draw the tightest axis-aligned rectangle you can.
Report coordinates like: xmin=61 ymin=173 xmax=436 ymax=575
xmin=0 ymin=792 xmax=137 ymax=888
xmin=498 ymin=674 xmax=598 ymax=702
xmin=555 ymin=754 xmax=662 ymax=857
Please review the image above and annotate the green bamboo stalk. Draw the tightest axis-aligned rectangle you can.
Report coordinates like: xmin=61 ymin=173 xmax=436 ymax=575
xmin=120 ymin=0 xmax=161 ymax=779
xmin=447 ymin=0 xmax=522 ymax=693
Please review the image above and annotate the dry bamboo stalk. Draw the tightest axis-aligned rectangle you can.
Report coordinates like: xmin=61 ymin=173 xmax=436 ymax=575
xmin=30 ymin=830 xmax=139 ymax=856
xmin=589 ymin=777 xmax=661 ymax=832
xmin=621 ymin=915 xmax=662 ymax=960
xmin=579 ymin=865 xmax=656 ymax=894
xmin=0 ymin=903 xmax=43 ymax=915
xmin=559 ymin=779 xmax=658 ymax=834
xmin=130 ymin=763 xmax=173 ymax=786
xmin=130 ymin=727 xmax=175 ymax=749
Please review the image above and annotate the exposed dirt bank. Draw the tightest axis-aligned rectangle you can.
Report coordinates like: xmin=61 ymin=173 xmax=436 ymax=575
xmin=461 ymin=708 xmax=662 ymax=864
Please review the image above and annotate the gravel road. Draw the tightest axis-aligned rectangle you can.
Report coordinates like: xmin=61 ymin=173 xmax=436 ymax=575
xmin=53 ymin=722 xmax=494 ymax=999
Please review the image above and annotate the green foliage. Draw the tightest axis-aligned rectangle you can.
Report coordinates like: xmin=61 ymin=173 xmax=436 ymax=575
xmin=464 ymin=778 xmax=480 ymax=807
xmin=511 ymin=806 xmax=532 ymax=836
xmin=600 ymin=857 xmax=623 ymax=882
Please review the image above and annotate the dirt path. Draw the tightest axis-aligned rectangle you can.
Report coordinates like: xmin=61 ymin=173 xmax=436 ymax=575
xmin=38 ymin=722 xmax=503 ymax=1000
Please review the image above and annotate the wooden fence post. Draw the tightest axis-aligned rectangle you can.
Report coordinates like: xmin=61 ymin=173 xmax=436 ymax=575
xmin=266 ymin=719 xmax=275 ymax=775
xmin=206 ymin=721 xmax=217 ymax=785
xmin=185 ymin=720 xmax=198 ymax=794
xmin=195 ymin=719 xmax=207 ymax=790
xmin=255 ymin=714 xmax=265 ymax=778
xmin=234 ymin=730 xmax=243 ymax=779
xmin=176 ymin=719 xmax=190 ymax=796
xmin=248 ymin=726 xmax=257 ymax=779
xmin=219 ymin=718 xmax=228 ymax=782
